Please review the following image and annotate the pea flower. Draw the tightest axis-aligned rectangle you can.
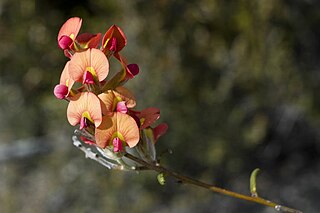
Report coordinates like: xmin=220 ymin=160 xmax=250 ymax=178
xmin=102 ymin=25 xmax=127 ymax=59
xmin=73 ymin=33 xmax=102 ymax=51
xmin=69 ymin=48 xmax=109 ymax=85
xmin=98 ymin=86 xmax=136 ymax=115
xmin=57 ymin=17 xmax=82 ymax=50
xmin=67 ymin=92 xmax=102 ymax=129
xmin=53 ymin=61 xmax=75 ymax=99
xmin=95 ymin=112 xmax=140 ymax=151
xmin=129 ymin=107 xmax=161 ymax=129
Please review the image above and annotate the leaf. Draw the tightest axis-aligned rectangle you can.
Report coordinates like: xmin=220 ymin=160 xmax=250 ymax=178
xmin=250 ymin=168 xmax=260 ymax=197
xmin=157 ymin=173 xmax=166 ymax=185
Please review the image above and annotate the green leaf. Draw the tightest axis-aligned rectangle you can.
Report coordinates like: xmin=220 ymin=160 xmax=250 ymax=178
xmin=157 ymin=173 xmax=166 ymax=185
xmin=250 ymin=168 xmax=260 ymax=197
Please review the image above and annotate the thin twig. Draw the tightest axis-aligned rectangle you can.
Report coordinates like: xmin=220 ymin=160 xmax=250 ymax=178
xmin=124 ymin=152 xmax=303 ymax=213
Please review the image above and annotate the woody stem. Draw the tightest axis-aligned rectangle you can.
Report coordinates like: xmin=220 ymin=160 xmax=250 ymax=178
xmin=124 ymin=152 xmax=302 ymax=213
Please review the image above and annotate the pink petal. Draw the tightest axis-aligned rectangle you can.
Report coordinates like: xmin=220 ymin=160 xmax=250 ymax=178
xmin=80 ymin=136 xmax=96 ymax=146
xmin=83 ymin=71 xmax=94 ymax=84
xmin=127 ymin=64 xmax=139 ymax=76
xmin=80 ymin=116 xmax=88 ymax=129
xmin=58 ymin=35 xmax=73 ymax=50
xmin=53 ymin=84 xmax=68 ymax=99
xmin=112 ymin=137 xmax=123 ymax=152
xmin=128 ymin=63 xmax=139 ymax=74
xmin=116 ymin=101 xmax=128 ymax=113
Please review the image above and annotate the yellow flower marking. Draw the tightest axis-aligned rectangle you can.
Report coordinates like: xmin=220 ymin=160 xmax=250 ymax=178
xmin=112 ymin=96 xmax=123 ymax=111
xmin=103 ymin=38 xmax=110 ymax=48
xmin=111 ymin=131 xmax=125 ymax=143
xmin=86 ymin=66 xmax=97 ymax=77
xmin=69 ymin=33 xmax=75 ymax=40
xmin=81 ymin=111 xmax=94 ymax=123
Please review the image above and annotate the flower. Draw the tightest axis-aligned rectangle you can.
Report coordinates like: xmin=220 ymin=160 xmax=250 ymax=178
xmin=130 ymin=107 xmax=161 ymax=129
xmin=74 ymin=33 xmax=102 ymax=51
xmin=118 ymin=54 xmax=140 ymax=80
xmin=67 ymin=92 xmax=102 ymax=129
xmin=98 ymin=86 xmax=136 ymax=115
xmin=53 ymin=61 xmax=75 ymax=99
xmin=95 ymin=112 xmax=140 ymax=150
xmin=58 ymin=17 xmax=82 ymax=50
xmin=102 ymin=25 xmax=127 ymax=58
xmin=69 ymin=48 xmax=109 ymax=84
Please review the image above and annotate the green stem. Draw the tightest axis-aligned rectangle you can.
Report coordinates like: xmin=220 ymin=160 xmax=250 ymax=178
xmin=124 ymin=152 xmax=302 ymax=213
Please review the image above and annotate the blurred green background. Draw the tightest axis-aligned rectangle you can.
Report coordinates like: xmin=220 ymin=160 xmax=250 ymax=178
xmin=1 ymin=0 xmax=319 ymax=212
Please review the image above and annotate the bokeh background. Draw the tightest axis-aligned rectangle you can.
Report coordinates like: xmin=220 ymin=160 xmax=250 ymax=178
xmin=1 ymin=0 xmax=319 ymax=212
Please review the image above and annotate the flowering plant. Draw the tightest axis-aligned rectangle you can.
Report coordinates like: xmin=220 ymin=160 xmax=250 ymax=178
xmin=54 ymin=17 xmax=302 ymax=213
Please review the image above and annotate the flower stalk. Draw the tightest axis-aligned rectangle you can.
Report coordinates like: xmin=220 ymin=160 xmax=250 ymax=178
xmin=123 ymin=152 xmax=302 ymax=213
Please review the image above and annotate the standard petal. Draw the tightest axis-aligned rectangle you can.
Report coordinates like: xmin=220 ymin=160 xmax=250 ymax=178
xmin=58 ymin=17 xmax=82 ymax=42
xmin=67 ymin=92 xmax=102 ymax=127
xmin=60 ymin=61 xmax=75 ymax=90
xmin=69 ymin=50 xmax=87 ymax=82
xmin=86 ymin=92 xmax=103 ymax=127
xmin=95 ymin=115 xmax=116 ymax=148
xmin=90 ymin=48 xmax=109 ymax=81
xmin=67 ymin=93 xmax=83 ymax=126
xmin=95 ymin=113 xmax=139 ymax=149
xmin=69 ymin=49 xmax=109 ymax=83
xmin=115 ymin=112 xmax=140 ymax=148
xmin=98 ymin=91 xmax=115 ymax=115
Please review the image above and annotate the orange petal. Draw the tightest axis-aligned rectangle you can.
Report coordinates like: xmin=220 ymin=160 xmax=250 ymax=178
xmin=67 ymin=92 xmax=102 ymax=127
xmin=69 ymin=49 xmax=109 ymax=83
xmin=95 ymin=112 xmax=139 ymax=149
xmin=115 ymin=112 xmax=139 ymax=147
xmin=95 ymin=115 xmax=116 ymax=148
xmin=90 ymin=48 xmax=109 ymax=81
xmin=58 ymin=17 xmax=82 ymax=42
xmin=60 ymin=61 xmax=75 ymax=90
xmin=68 ymin=50 xmax=87 ymax=82
xmin=98 ymin=91 xmax=115 ymax=115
